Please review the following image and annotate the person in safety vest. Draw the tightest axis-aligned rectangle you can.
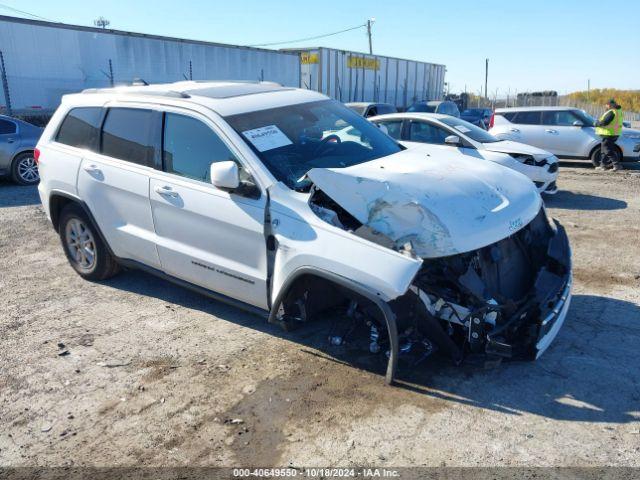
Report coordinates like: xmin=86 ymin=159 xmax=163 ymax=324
xmin=594 ymin=99 xmax=624 ymax=171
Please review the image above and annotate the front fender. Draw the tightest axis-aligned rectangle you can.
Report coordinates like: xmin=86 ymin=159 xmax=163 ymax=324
xmin=270 ymin=213 xmax=422 ymax=305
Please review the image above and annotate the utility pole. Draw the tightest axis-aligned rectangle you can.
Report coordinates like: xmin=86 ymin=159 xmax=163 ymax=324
xmin=484 ymin=58 xmax=489 ymax=100
xmin=0 ymin=50 xmax=12 ymax=116
xmin=366 ymin=18 xmax=375 ymax=54
xmin=587 ymin=79 xmax=591 ymax=102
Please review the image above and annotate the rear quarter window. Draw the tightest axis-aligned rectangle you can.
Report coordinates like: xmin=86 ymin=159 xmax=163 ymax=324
xmin=511 ymin=111 xmax=541 ymax=125
xmin=55 ymin=107 xmax=103 ymax=150
xmin=0 ymin=119 xmax=17 ymax=134
xmin=499 ymin=112 xmax=518 ymax=122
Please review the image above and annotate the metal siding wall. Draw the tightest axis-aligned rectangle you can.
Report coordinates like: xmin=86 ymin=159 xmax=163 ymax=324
xmin=0 ymin=19 xmax=300 ymax=112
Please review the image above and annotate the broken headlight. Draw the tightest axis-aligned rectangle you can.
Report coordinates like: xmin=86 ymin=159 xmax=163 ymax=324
xmin=509 ymin=153 xmax=536 ymax=165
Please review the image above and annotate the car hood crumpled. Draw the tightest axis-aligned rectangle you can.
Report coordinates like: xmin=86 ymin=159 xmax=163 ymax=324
xmin=306 ymin=148 xmax=542 ymax=258
xmin=482 ymin=140 xmax=553 ymax=158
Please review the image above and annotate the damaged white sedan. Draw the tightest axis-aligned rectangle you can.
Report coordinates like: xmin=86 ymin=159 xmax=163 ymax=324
xmin=37 ymin=81 xmax=572 ymax=384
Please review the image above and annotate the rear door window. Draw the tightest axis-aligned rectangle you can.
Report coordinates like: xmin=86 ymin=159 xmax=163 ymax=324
xmin=512 ymin=111 xmax=542 ymax=125
xmin=101 ymin=108 xmax=155 ymax=166
xmin=409 ymin=121 xmax=449 ymax=144
xmin=55 ymin=107 xmax=103 ymax=150
xmin=499 ymin=112 xmax=518 ymax=122
xmin=163 ymin=113 xmax=238 ymax=182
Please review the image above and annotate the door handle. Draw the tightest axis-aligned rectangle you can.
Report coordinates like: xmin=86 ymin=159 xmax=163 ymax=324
xmin=83 ymin=164 xmax=101 ymax=173
xmin=509 ymin=128 xmax=520 ymax=133
xmin=545 ymin=129 xmax=558 ymax=134
xmin=6 ymin=138 xmax=14 ymax=143
xmin=154 ymin=185 xmax=179 ymax=198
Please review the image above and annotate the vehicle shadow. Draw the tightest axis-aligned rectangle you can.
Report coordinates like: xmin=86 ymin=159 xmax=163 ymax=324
xmin=103 ymin=269 xmax=640 ymax=425
xmin=545 ymin=190 xmax=627 ymax=211
xmin=392 ymin=294 xmax=640 ymax=424
xmin=0 ymin=182 xmax=41 ymax=208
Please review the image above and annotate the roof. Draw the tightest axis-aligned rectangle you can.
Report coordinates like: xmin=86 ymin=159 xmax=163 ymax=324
xmin=495 ymin=106 xmax=579 ymax=112
xmin=345 ymin=102 xmax=394 ymax=107
xmin=369 ymin=112 xmax=450 ymax=122
xmin=70 ymin=80 xmax=327 ymax=116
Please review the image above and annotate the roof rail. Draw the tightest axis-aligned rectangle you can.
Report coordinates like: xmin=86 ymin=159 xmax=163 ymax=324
xmin=80 ymin=88 xmax=190 ymax=99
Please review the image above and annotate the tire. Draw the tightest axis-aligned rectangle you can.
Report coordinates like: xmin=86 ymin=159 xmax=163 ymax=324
xmin=590 ymin=146 xmax=622 ymax=167
xmin=58 ymin=204 xmax=120 ymax=281
xmin=11 ymin=151 xmax=40 ymax=185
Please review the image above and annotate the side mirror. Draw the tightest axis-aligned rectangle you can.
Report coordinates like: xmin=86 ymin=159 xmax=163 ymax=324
xmin=444 ymin=135 xmax=461 ymax=145
xmin=377 ymin=123 xmax=389 ymax=135
xmin=572 ymin=120 xmax=584 ymax=127
xmin=623 ymin=121 xmax=631 ymax=128
xmin=210 ymin=161 xmax=240 ymax=190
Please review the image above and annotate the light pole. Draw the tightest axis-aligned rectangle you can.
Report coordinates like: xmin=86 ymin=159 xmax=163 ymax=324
xmin=484 ymin=58 xmax=489 ymax=100
xmin=366 ymin=18 xmax=375 ymax=55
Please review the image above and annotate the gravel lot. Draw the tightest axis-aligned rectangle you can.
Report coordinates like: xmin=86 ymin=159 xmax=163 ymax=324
xmin=1 ymin=164 xmax=639 ymax=467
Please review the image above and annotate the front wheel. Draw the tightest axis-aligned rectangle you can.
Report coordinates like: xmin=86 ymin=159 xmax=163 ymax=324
xmin=11 ymin=152 xmax=39 ymax=185
xmin=590 ymin=146 xmax=621 ymax=167
xmin=59 ymin=204 xmax=120 ymax=281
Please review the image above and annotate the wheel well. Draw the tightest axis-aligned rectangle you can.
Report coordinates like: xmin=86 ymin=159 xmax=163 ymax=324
xmin=11 ymin=149 xmax=35 ymax=164
xmin=275 ymin=273 xmax=373 ymax=322
xmin=49 ymin=195 xmax=78 ymax=232
xmin=269 ymin=270 xmax=399 ymax=384
xmin=589 ymin=143 xmax=623 ymax=159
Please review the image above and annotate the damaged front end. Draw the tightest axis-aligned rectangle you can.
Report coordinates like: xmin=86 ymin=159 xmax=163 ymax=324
xmin=303 ymin=153 xmax=572 ymax=373
xmin=397 ymin=207 xmax=571 ymax=364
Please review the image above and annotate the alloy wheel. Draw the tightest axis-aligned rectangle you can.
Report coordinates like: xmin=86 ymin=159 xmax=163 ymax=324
xmin=17 ymin=155 xmax=39 ymax=183
xmin=65 ymin=218 xmax=96 ymax=270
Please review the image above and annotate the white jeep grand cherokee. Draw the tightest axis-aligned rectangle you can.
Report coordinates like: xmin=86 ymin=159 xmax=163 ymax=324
xmin=37 ymin=81 xmax=572 ymax=383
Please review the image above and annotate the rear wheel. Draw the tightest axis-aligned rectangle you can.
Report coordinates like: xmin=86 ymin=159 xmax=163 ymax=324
xmin=11 ymin=152 xmax=39 ymax=185
xmin=58 ymin=204 xmax=119 ymax=280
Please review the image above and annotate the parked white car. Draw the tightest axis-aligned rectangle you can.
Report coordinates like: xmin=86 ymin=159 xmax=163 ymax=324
xmin=36 ymin=81 xmax=572 ymax=383
xmin=369 ymin=113 xmax=559 ymax=194
xmin=490 ymin=106 xmax=640 ymax=165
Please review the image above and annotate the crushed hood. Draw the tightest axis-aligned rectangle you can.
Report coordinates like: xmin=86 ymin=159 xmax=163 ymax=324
xmin=482 ymin=140 xmax=554 ymax=158
xmin=307 ymin=148 xmax=542 ymax=258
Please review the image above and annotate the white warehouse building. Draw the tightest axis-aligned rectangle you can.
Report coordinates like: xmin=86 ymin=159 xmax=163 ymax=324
xmin=0 ymin=15 xmax=446 ymax=115
xmin=0 ymin=15 xmax=300 ymax=114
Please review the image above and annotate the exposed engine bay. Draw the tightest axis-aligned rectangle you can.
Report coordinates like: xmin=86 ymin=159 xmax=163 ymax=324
xmin=276 ymin=185 xmax=571 ymax=370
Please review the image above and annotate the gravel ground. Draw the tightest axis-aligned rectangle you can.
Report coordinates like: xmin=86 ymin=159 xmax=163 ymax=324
xmin=1 ymin=164 xmax=639 ymax=468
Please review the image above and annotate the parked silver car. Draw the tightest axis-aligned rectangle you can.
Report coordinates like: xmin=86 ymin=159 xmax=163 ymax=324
xmin=490 ymin=107 xmax=640 ymax=165
xmin=0 ymin=115 xmax=43 ymax=185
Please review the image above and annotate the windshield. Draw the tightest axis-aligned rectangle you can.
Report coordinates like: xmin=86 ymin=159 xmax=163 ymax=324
xmin=407 ymin=103 xmax=436 ymax=113
xmin=572 ymin=109 xmax=596 ymax=127
xmin=439 ymin=116 xmax=501 ymax=143
xmin=225 ymin=100 xmax=402 ymax=191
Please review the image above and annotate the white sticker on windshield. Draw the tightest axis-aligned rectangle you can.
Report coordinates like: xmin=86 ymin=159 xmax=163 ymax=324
xmin=454 ymin=125 xmax=471 ymax=133
xmin=242 ymin=125 xmax=292 ymax=152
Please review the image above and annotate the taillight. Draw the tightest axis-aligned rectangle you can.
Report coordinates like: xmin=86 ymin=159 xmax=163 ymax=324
xmin=488 ymin=113 xmax=495 ymax=129
xmin=34 ymin=148 xmax=40 ymax=164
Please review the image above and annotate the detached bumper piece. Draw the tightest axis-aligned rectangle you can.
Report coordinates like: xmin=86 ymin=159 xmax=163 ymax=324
xmin=401 ymin=208 xmax=572 ymax=367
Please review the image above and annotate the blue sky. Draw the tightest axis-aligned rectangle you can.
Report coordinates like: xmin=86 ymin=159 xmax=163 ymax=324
xmin=7 ymin=0 xmax=640 ymax=95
